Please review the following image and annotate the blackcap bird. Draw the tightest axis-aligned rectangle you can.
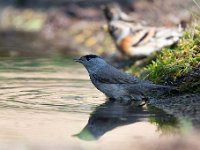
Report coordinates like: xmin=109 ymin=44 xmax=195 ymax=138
xmin=74 ymin=54 xmax=173 ymax=105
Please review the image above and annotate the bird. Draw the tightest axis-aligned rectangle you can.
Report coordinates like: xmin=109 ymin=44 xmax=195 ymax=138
xmin=74 ymin=54 xmax=174 ymax=105
xmin=102 ymin=4 xmax=183 ymax=57
xmin=107 ymin=20 xmax=183 ymax=57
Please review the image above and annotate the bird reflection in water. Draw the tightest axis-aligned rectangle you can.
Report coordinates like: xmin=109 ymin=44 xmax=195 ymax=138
xmin=74 ymin=100 xmax=179 ymax=141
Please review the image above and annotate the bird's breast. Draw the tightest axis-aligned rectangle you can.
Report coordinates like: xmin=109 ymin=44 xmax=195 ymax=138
xmin=118 ymin=35 xmax=133 ymax=55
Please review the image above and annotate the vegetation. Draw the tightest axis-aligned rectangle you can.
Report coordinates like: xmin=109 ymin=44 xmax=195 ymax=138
xmin=130 ymin=21 xmax=200 ymax=93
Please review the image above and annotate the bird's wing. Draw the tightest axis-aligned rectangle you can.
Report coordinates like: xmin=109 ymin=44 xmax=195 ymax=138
xmin=127 ymin=26 xmax=183 ymax=56
xmin=130 ymin=26 xmax=182 ymax=46
xmin=129 ymin=27 xmax=157 ymax=46
xmin=91 ymin=65 xmax=145 ymax=84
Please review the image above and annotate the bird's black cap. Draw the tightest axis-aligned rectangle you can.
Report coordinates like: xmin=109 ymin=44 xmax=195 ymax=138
xmin=74 ymin=54 xmax=100 ymax=63
xmin=84 ymin=55 xmax=99 ymax=61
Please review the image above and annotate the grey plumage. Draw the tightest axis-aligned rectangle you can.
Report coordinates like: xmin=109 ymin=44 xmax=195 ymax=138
xmin=75 ymin=55 xmax=173 ymax=105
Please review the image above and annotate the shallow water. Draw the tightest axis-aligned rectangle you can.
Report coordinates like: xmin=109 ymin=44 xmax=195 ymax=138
xmin=0 ymin=58 xmax=199 ymax=150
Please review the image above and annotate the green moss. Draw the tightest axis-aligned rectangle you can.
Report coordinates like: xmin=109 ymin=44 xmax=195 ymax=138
xmin=130 ymin=21 xmax=200 ymax=93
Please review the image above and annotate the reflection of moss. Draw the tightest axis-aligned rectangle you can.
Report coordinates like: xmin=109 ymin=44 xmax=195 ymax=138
xmin=179 ymin=118 xmax=193 ymax=134
xmin=148 ymin=105 xmax=194 ymax=134
xmin=148 ymin=105 xmax=180 ymax=134
xmin=73 ymin=128 xmax=96 ymax=141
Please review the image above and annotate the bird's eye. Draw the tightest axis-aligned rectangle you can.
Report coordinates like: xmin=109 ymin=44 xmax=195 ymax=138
xmin=85 ymin=57 xmax=90 ymax=61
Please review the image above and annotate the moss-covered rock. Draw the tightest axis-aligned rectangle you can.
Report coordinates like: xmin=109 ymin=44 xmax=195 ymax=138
xmin=130 ymin=22 xmax=200 ymax=93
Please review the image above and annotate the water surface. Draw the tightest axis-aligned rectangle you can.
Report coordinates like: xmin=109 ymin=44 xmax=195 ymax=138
xmin=0 ymin=58 xmax=198 ymax=150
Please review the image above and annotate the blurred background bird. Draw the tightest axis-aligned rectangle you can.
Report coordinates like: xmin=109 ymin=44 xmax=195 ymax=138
xmin=103 ymin=4 xmax=184 ymax=58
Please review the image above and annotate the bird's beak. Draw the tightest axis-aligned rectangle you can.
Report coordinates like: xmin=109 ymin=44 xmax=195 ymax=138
xmin=73 ymin=58 xmax=82 ymax=63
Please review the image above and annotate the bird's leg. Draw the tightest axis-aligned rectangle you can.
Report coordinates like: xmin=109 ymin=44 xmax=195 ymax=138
xmin=130 ymin=94 xmax=148 ymax=107
xmin=138 ymin=97 xmax=149 ymax=107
